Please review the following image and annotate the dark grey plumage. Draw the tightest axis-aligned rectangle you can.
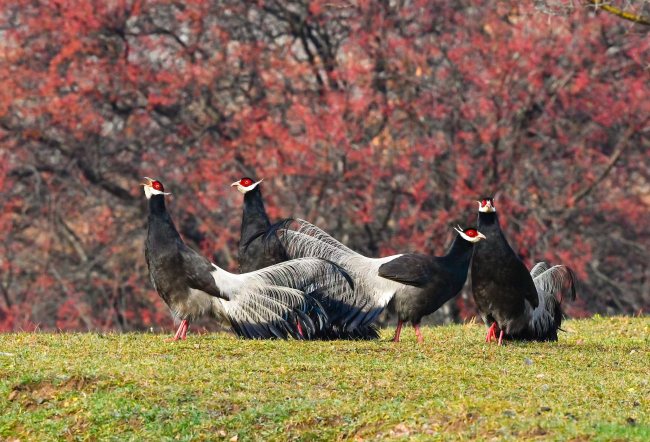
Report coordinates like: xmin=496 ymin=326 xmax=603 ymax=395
xmin=378 ymin=228 xmax=486 ymax=342
xmin=471 ymin=197 xmax=577 ymax=343
xmin=143 ymin=178 xmax=351 ymax=341
xmin=233 ymin=178 xmax=288 ymax=273
xmin=145 ymin=192 xmax=222 ymax=305
xmin=277 ymin=219 xmax=485 ymax=342
xmin=379 ymin=231 xmax=480 ymax=326
xmin=233 ymin=179 xmax=379 ymax=340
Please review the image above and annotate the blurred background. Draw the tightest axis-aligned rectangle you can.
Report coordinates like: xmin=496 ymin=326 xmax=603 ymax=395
xmin=0 ymin=1 xmax=648 ymax=332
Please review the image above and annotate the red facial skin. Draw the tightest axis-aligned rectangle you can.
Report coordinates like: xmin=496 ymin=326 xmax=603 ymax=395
xmin=480 ymin=199 xmax=494 ymax=210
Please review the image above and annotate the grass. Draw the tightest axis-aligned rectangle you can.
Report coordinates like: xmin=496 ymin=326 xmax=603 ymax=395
xmin=0 ymin=316 xmax=648 ymax=441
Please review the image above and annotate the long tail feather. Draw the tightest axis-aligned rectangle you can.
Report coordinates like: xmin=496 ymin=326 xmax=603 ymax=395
xmin=520 ymin=263 xmax=578 ymax=341
xmin=212 ymin=257 xmax=356 ymax=339
xmin=529 ymin=261 xmax=550 ymax=279
xmin=279 ymin=219 xmax=357 ymax=258
xmin=533 ymin=264 xmax=577 ymax=303
xmin=275 ymin=219 xmax=400 ymax=333
xmin=243 ymin=218 xmax=294 ymax=256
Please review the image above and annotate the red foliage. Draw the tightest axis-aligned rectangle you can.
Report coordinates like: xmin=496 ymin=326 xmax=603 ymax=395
xmin=0 ymin=1 xmax=647 ymax=330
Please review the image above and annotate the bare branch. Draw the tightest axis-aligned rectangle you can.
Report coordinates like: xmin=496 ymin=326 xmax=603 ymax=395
xmin=570 ymin=126 xmax=635 ymax=206
xmin=587 ymin=1 xmax=650 ymax=26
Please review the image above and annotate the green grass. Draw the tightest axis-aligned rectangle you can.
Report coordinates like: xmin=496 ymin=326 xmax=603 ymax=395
xmin=1 ymin=316 xmax=648 ymax=441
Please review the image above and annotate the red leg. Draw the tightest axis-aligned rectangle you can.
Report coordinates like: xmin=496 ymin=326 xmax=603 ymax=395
xmin=485 ymin=323 xmax=499 ymax=343
xmin=414 ymin=323 xmax=424 ymax=343
xmin=296 ymin=321 xmax=304 ymax=338
xmin=181 ymin=319 xmax=190 ymax=340
xmin=498 ymin=330 xmax=504 ymax=346
xmin=393 ymin=320 xmax=403 ymax=342
xmin=166 ymin=319 xmax=189 ymax=342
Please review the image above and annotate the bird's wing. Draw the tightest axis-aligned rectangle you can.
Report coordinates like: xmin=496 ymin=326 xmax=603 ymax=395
xmin=179 ymin=244 xmax=225 ymax=299
xmin=144 ymin=242 xmax=158 ymax=292
xmin=519 ymin=258 xmax=541 ymax=308
xmin=532 ymin=264 xmax=577 ymax=303
xmin=377 ymin=253 xmax=442 ymax=288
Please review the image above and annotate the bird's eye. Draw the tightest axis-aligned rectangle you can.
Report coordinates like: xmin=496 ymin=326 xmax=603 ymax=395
xmin=240 ymin=178 xmax=254 ymax=187
xmin=465 ymin=229 xmax=478 ymax=237
xmin=152 ymin=181 xmax=164 ymax=191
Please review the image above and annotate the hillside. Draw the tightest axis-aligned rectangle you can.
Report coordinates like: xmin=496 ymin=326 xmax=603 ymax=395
xmin=1 ymin=316 xmax=648 ymax=440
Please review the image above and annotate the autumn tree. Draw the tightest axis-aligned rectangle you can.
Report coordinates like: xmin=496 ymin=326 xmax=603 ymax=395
xmin=0 ymin=1 xmax=647 ymax=331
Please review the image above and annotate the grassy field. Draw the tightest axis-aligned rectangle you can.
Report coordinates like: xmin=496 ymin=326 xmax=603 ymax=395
xmin=0 ymin=316 xmax=648 ymax=441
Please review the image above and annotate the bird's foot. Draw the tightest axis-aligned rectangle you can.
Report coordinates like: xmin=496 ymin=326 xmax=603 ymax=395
xmin=414 ymin=324 xmax=424 ymax=343
xmin=166 ymin=320 xmax=189 ymax=342
xmin=392 ymin=321 xmax=403 ymax=343
xmin=498 ymin=330 xmax=504 ymax=346
xmin=485 ymin=323 xmax=499 ymax=343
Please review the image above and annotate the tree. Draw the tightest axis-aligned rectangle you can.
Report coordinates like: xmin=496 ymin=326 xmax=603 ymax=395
xmin=0 ymin=1 xmax=647 ymax=331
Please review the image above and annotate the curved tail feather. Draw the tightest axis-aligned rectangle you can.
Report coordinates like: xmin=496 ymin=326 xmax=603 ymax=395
xmin=212 ymin=257 xmax=354 ymax=339
xmin=532 ymin=263 xmax=577 ymax=304
xmin=516 ymin=263 xmax=578 ymax=341
xmin=276 ymin=219 xmax=399 ymax=333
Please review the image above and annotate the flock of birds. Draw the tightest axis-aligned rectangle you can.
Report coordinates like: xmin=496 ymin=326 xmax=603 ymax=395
xmin=142 ymin=177 xmax=577 ymax=344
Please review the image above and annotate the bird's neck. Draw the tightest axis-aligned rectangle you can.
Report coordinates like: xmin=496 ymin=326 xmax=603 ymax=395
xmin=148 ymin=194 xmax=167 ymax=215
xmin=478 ymin=212 xmax=508 ymax=243
xmin=476 ymin=211 xmax=515 ymax=255
xmin=242 ymin=187 xmax=271 ymax=232
xmin=478 ymin=211 xmax=499 ymax=226
xmin=443 ymin=234 xmax=474 ymax=263
xmin=148 ymin=195 xmax=180 ymax=239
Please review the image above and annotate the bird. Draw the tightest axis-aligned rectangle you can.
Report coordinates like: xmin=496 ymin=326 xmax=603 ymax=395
xmin=275 ymin=219 xmax=487 ymax=342
xmin=142 ymin=177 xmax=352 ymax=341
xmin=471 ymin=197 xmax=577 ymax=344
xmin=230 ymin=177 xmax=288 ymax=273
xmin=231 ymin=177 xmax=379 ymax=340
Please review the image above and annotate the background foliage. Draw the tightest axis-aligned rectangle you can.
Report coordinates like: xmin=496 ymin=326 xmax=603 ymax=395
xmin=0 ymin=1 xmax=648 ymax=331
